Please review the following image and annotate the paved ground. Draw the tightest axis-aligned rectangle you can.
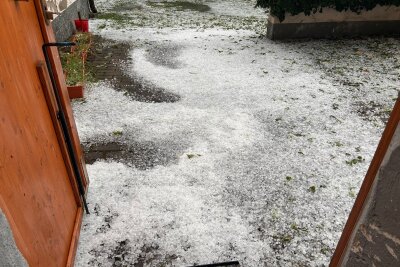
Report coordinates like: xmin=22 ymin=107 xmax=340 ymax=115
xmin=73 ymin=0 xmax=400 ymax=266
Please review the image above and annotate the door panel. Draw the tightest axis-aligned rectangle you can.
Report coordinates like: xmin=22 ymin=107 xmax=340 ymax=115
xmin=0 ymin=1 xmax=80 ymax=266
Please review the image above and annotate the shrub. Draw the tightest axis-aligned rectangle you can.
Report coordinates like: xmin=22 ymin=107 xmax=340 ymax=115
xmin=256 ymin=0 xmax=400 ymax=21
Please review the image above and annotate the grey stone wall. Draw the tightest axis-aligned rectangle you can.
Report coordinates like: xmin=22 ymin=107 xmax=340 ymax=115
xmin=341 ymin=122 xmax=400 ymax=266
xmin=51 ymin=0 xmax=90 ymax=42
xmin=267 ymin=20 xmax=400 ymax=40
xmin=0 ymin=209 xmax=28 ymax=267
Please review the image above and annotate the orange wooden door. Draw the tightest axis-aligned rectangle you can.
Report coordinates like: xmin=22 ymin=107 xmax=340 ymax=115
xmin=0 ymin=1 xmax=81 ymax=266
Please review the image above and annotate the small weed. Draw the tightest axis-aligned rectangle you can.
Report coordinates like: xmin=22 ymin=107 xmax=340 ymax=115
xmin=286 ymin=176 xmax=293 ymax=181
xmin=333 ymin=141 xmax=343 ymax=147
xmin=293 ymin=133 xmax=305 ymax=137
xmin=112 ymin=130 xmax=123 ymax=136
xmin=309 ymin=186 xmax=316 ymax=193
xmin=97 ymin=12 xmax=128 ymax=26
xmin=291 ymin=223 xmax=308 ymax=232
xmin=346 ymin=156 xmax=364 ymax=166
xmin=320 ymin=247 xmax=331 ymax=255
xmin=98 ymin=23 xmax=107 ymax=30
xmin=271 ymin=209 xmax=279 ymax=220
xmin=273 ymin=233 xmax=293 ymax=245
xmin=349 ymin=187 xmax=356 ymax=198
xmin=187 ymin=153 xmax=201 ymax=159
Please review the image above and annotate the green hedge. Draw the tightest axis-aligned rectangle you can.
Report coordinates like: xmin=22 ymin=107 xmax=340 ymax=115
xmin=256 ymin=0 xmax=400 ymax=21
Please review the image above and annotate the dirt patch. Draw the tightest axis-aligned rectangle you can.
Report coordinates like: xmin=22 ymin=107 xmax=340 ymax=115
xmin=147 ymin=1 xmax=211 ymax=12
xmin=83 ymin=139 xmax=184 ymax=170
xmin=87 ymin=35 xmax=180 ymax=103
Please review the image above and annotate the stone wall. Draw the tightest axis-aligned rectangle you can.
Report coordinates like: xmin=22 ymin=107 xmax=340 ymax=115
xmin=46 ymin=0 xmax=76 ymax=12
xmin=267 ymin=5 xmax=400 ymax=39
xmin=51 ymin=0 xmax=90 ymax=41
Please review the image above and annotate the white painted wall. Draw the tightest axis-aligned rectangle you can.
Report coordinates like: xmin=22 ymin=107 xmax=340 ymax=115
xmin=46 ymin=0 xmax=76 ymax=12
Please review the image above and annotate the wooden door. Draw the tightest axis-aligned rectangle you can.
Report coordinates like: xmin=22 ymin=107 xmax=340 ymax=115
xmin=0 ymin=1 xmax=82 ymax=266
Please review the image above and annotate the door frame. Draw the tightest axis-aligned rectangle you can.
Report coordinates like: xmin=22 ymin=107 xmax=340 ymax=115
xmin=330 ymin=97 xmax=400 ymax=266
xmin=3 ymin=1 xmax=90 ymax=266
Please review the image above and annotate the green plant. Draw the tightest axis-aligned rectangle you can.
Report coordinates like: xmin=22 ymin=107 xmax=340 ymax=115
xmin=256 ymin=0 xmax=400 ymax=22
xmin=60 ymin=32 xmax=93 ymax=86
xmin=112 ymin=130 xmax=123 ymax=136
xmin=346 ymin=156 xmax=365 ymax=166
xmin=309 ymin=185 xmax=316 ymax=193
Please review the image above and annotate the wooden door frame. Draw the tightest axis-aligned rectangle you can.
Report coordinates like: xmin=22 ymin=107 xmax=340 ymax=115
xmin=32 ymin=1 xmax=89 ymax=265
xmin=33 ymin=0 xmax=89 ymax=191
xmin=330 ymin=96 xmax=400 ymax=266
xmin=36 ymin=64 xmax=84 ymax=266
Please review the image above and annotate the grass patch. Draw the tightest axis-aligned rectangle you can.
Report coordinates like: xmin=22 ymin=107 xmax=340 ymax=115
xmin=60 ymin=32 xmax=93 ymax=86
xmin=147 ymin=1 xmax=211 ymax=12
xmin=112 ymin=1 xmax=143 ymax=12
xmin=97 ymin=12 xmax=128 ymax=25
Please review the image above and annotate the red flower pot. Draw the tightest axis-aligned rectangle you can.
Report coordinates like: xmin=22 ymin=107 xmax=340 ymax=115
xmin=74 ymin=19 xmax=89 ymax=32
xmin=67 ymin=85 xmax=84 ymax=99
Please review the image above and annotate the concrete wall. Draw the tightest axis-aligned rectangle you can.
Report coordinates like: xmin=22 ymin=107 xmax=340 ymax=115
xmin=0 ymin=209 xmax=28 ymax=267
xmin=341 ymin=122 xmax=400 ymax=266
xmin=51 ymin=0 xmax=90 ymax=41
xmin=267 ymin=5 xmax=400 ymax=39
xmin=46 ymin=0 xmax=76 ymax=12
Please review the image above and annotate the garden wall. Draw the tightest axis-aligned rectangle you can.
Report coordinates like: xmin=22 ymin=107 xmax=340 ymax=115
xmin=51 ymin=0 xmax=90 ymax=41
xmin=267 ymin=5 xmax=400 ymax=39
xmin=46 ymin=0 xmax=75 ymax=13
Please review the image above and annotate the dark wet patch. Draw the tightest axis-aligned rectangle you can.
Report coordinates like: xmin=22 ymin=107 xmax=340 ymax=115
xmin=108 ymin=239 xmax=131 ymax=267
xmin=88 ymin=240 xmax=131 ymax=266
xmin=83 ymin=140 xmax=183 ymax=170
xmin=88 ymin=240 xmax=180 ymax=267
xmin=111 ymin=1 xmax=143 ymax=12
xmin=96 ymin=212 xmax=119 ymax=234
xmin=355 ymin=100 xmax=391 ymax=123
xmin=146 ymin=43 xmax=183 ymax=69
xmin=87 ymin=35 xmax=180 ymax=103
xmin=134 ymin=244 xmax=179 ymax=267
xmin=147 ymin=1 xmax=211 ymax=12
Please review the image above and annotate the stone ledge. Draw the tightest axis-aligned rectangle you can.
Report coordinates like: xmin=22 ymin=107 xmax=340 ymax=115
xmin=267 ymin=5 xmax=400 ymax=39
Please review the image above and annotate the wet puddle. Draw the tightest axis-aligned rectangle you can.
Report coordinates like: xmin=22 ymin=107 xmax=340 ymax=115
xmin=87 ymin=35 xmax=180 ymax=103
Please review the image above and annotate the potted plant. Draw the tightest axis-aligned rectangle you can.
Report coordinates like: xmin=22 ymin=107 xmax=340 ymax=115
xmin=60 ymin=32 xmax=93 ymax=99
